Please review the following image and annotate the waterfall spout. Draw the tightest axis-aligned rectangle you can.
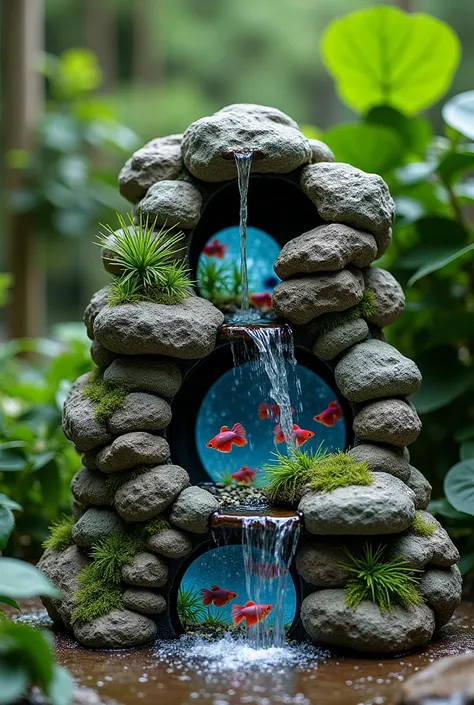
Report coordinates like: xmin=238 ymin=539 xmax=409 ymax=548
xmin=234 ymin=151 xmax=253 ymax=311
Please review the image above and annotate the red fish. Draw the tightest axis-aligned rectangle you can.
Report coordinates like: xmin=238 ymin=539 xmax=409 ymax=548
xmin=203 ymin=238 xmax=227 ymax=259
xmin=231 ymin=466 xmax=257 ymax=483
xmin=314 ymin=401 xmax=343 ymax=427
xmin=231 ymin=601 xmax=273 ymax=627
xmin=248 ymin=560 xmax=287 ymax=579
xmin=274 ymin=423 xmax=315 ymax=447
xmin=258 ymin=402 xmax=294 ymax=420
xmin=250 ymin=292 xmax=272 ymax=309
xmin=201 ymin=585 xmax=237 ymax=608
xmin=206 ymin=423 xmax=247 ymax=452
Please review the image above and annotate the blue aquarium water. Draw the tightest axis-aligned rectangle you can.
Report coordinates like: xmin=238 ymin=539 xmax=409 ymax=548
xmin=197 ymin=225 xmax=281 ymax=294
xmin=178 ymin=544 xmax=297 ymax=631
xmin=196 ymin=361 xmax=346 ymax=485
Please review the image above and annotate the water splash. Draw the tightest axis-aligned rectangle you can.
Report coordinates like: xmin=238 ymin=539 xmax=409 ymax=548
xmin=234 ymin=151 xmax=253 ymax=311
xmin=242 ymin=514 xmax=301 ymax=649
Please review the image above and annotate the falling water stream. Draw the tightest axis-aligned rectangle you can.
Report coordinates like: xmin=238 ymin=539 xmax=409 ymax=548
xmin=234 ymin=151 xmax=253 ymax=311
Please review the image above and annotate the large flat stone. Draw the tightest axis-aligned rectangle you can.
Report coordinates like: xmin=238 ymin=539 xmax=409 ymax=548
xmin=96 ymin=432 xmax=170 ymax=473
xmin=353 ymin=399 xmax=422 ymax=447
xmin=300 ymin=162 xmax=395 ymax=255
xmin=114 ymin=464 xmax=189 ymax=522
xmin=272 ymin=269 xmax=364 ymax=325
xmin=363 ymin=267 xmax=405 ymax=327
xmin=335 ymin=339 xmax=421 ymax=402
xmin=94 ymin=297 xmax=224 ymax=359
xmin=348 ymin=443 xmax=410 ymax=481
xmin=274 ymin=224 xmax=377 ymax=279
xmin=73 ymin=609 xmax=157 ymax=648
xmin=118 ymin=134 xmax=183 ymax=204
xmin=301 ymin=589 xmax=435 ymax=654
xmin=137 ymin=180 xmax=202 ymax=229
xmin=170 ymin=486 xmax=220 ymax=534
xmin=296 ymin=540 xmax=350 ymax=587
xmin=298 ymin=473 xmax=416 ymax=535
xmin=146 ymin=527 xmax=193 ymax=559
xmin=122 ymin=589 xmax=167 ymax=615
xmin=121 ymin=551 xmax=168 ymax=588
xmin=386 ymin=511 xmax=460 ymax=569
xmin=103 ymin=357 xmax=182 ymax=397
xmin=71 ymin=508 xmax=124 ymax=548
xmin=107 ymin=392 xmax=172 ymax=435
xmin=397 ymin=653 xmax=474 ymax=705
xmin=313 ymin=318 xmax=369 ymax=361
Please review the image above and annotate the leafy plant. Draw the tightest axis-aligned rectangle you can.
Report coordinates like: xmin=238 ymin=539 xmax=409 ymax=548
xmin=0 ymin=493 xmax=22 ymax=552
xmin=82 ymin=374 xmax=126 ymax=422
xmin=201 ymin=608 xmax=229 ymax=627
xmin=309 ymin=453 xmax=372 ymax=493
xmin=177 ymin=588 xmax=207 ymax=627
xmin=261 ymin=445 xmax=327 ymax=505
xmin=198 ymin=259 xmax=231 ymax=301
xmin=412 ymin=511 xmax=436 ymax=538
xmin=42 ymin=515 xmax=75 ymax=552
xmin=218 ymin=470 xmax=234 ymax=487
xmin=341 ymin=543 xmax=423 ymax=614
xmin=97 ymin=212 xmax=192 ymax=306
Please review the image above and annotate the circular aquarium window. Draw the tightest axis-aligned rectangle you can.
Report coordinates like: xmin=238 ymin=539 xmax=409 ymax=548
xmin=195 ymin=361 xmax=347 ymax=486
xmin=177 ymin=544 xmax=297 ymax=633
xmin=197 ymin=226 xmax=281 ymax=308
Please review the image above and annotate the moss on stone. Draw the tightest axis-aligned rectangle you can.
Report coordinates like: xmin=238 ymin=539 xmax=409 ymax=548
xmin=42 ymin=516 xmax=75 ymax=552
xmin=82 ymin=375 xmax=127 ymax=422
xmin=144 ymin=516 xmax=171 ymax=536
xmin=412 ymin=511 xmax=436 ymax=538
xmin=90 ymin=531 xmax=145 ymax=584
xmin=309 ymin=453 xmax=373 ymax=493
xmin=313 ymin=289 xmax=377 ymax=335
xmin=72 ymin=563 xmax=124 ymax=624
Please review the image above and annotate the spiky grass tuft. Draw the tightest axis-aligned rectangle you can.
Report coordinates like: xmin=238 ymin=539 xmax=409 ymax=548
xmin=341 ymin=543 xmax=423 ymax=614
xmin=143 ymin=516 xmax=171 ymax=536
xmin=90 ymin=532 xmax=144 ymax=584
xmin=72 ymin=564 xmax=124 ymax=624
xmin=309 ymin=453 xmax=373 ymax=493
xmin=412 ymin=511 xmax=436 ymax=538
xmin=218 ymin=470 xmax=234 ymax=487
xmin=177 ymin=588 xmax=207 ymax=627
xmin=42 ymin=515 xmax=75 ymax=552
xmin=98 ymin=212 xmax=192 ymax=306
xmin=198 ymin=259 xmax=231 ymax=301
xmin=313 ymin=290 xmax=377 ymax=335
xmin=261 ymin=445 xmax=327 ymax=505
xmin=82 ymin=376 xmax=127 ymax=422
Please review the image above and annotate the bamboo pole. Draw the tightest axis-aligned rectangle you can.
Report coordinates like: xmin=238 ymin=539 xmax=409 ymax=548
xmin=1 ymin=0 xmax=45 ymax=339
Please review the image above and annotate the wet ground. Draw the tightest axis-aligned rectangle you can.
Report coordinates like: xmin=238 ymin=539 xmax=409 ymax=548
xmin=17 ymin=600 xmax=474 ymax=705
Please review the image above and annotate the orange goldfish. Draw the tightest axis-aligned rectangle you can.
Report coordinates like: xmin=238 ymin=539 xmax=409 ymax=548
xmin=248 ymin=560 xmax=287 ymax=579
xmin=203 ymin=238 xmax=227 ymax=259
xmin=250 ymin=291 xmax=272 ymax=309
xmin=258 ymin=402 xmax=294 ymax=420
xmin=231 ymin=466 xmax=257 ymax=483
xmin=314 ymin=401 xmax=343 ymax=427
xmin=201 ymin=585 xmax=237 ymax=608
xmin=231 ymin=601 xmax=273 ymax=627
xmin=274 ymin=423 xmax=315 ymax=447
xmin=206 ymin=423 xmax=247 ymax=452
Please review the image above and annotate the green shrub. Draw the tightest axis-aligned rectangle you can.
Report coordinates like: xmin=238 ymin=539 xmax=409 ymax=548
xmin=341 ymin=543 xmax=423 ymax=614
xmin=42 ymin=516 xmax=75 ymax=552
xmin=412 ymin=511 xmax=436 ymax=537
xmin=82 ymin=375 xmax=126 ymax=422
xmin=72 ymin=563 xmax=124 ymax=624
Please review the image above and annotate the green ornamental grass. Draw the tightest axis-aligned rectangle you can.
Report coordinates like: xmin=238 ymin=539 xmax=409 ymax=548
xmin=90 ymin=532 xmax=144 ymax=584
xmin=42 ymin=515 xmax=75 ymax=552
xmin=341 ymin=543 xmax=424 ymax=614
xmin=412 ymin=511 xmax=436 ymax=537
xmin=177 ymin=588 xmax=207 ymax=627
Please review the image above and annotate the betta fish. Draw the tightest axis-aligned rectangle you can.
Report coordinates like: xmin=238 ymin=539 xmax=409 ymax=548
xmin=231 ymin=601 xmax=273 ymax=628
xmin=231 ymin=466 xmax=257 ymax=483
xmin=263 ymin=275 xmax=279 ymax=288
xmin=203 ymin=238 xmax=227 ymax=259
xmin=314 ymin=401 xmax=343 ymax=427
xmin=250 ymin=292 xmax=272 ymax=310
xmin=248 ymin=560 xmax=287 ymax=579
xmin=201 ymin=585 xmax=237 ymax=608
xmin=258 ymin=402 xmax=294 ymax=421
xmin=274 ymin=423 xmax=315 ymax=447
xmin=206 ymin=423 xmax=247 ymax=452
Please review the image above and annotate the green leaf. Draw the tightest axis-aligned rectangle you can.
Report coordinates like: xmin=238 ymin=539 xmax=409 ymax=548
xmin=0 ymin=558 xmax=60 ymax=599
xmin=415 ymin=216 xmax=467 ymax=246
xmin=444 ymin=460 xmax=474 ymax=516
xmin=458 ymin=552 xmax=474 ymax=576
xmin=455 ymin=427 xmax=474 ymax=443
xmin=0 ymin=659 xmax=28 ymax=705
xmin=47 ymin=665 xmax=75 ymax=705
xmin=410 ymin=346 xmax=471 ymax=414
xmin=321 ymin=6 xmax=460 ymax=115
xmin=442 ymin=91 xmax=474 ymax=141
xmin=428 ymin=498 xmax=471 ymax=521
xmin=0 ymin=623 xmax=54 ymax=688
xmin=0 ymin=494 xmax=22 ymax=512
xmin=461 ymin=442 xmax=474 ymax=461
xmin=30 ymin=451 xmax=57 ymax=472
xmin=0 ymin=508 xmax=15 ymax=551
xmin=395 ymin=161 xmax=437 ymax=186
xmin=0 ymin=444 xmax=28 ymax=472
xmin=322 ymin=123 xmax=405 ymax=174
xmin=408 ymin=242 xmax=474 ymax=286
xmin=437 ymin=150 xmax=474 ymax=184
xmin=366 ymin=105 xmax=431 ymax=155
xmin=0 ymin=596 xmax=19 ymax=610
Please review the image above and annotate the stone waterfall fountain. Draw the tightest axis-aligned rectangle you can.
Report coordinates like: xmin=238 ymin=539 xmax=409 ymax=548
xmin=38 ymin=103 xmax=461 ymax=654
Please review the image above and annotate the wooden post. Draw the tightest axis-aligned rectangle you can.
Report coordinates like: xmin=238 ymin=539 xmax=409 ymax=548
xmin=132 ymin=0 xmax=162 ymax=85
xmin=1 ymin=0 xmax=45 ymax=339
xmin=84 ymin=0 xmax=117 ymax=91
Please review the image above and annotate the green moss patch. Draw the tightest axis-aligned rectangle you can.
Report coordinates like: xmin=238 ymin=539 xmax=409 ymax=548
xmin=72 ymin=563 xmax=124 ymax=624
xmin=412 ymin=511 xmax=436 ymax=537
xmin=90 ymin=531 xmax=144 ymax=584
xmin=313 ymin=290 xmax=377 ymax=334
xmin=144 ymin=516 xmax=171 ymax=536
xmin=42 ymin=516 xmax=75 ymax=552
xmin=82 ymin=376 xmax=126 ymax=422
xmin=341 ymin=543 xmax=423 ymax=614
xmin=310 ymin=453 xmax=373 ymax=493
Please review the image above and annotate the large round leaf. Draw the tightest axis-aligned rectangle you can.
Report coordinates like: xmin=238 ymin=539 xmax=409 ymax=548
xmin=366 ymin=105 xmax=431 ymax=156
xmin=442 ymin=91 xmax=474 ymax=141
xmin=0 ymin=558 xmax=59 ymax=599
xmin=444 ymin=459 xmax=474 ymax=516
xmin=321 ymin=6 xmax=461 ymax=115
xmin=410 ymin=346 xmax=471 ymax=414
xmin=323 ymin=123 xmax=405 ymax=174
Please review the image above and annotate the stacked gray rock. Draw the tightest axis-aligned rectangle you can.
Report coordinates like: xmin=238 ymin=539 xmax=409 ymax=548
xmin=37 ymin=103 xmax=460 ymax=654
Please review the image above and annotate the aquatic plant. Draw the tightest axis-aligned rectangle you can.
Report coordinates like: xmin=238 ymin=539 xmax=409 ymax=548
xmin=313 ymin=290 xmax=377 ymax=334
xmin=144 ymin=516 xmax=171 ymax=536
xmin=201 ymin=608 xmax=229 ymax=627
xmin=90 ymin=532 xmax=143 ymax=584
xmin=177 ymin=588 xmax=207 ymax=627
xmin=261 ymin=445 xmax=327 ymax=505
xmin=82 ymin=375 xmax=127 ymax=422
xmin=412 ymin=511 xmax=436 ymax=537
xmin=97 ymin=212 xmax=192 ymax=306
xmin=309 ymin=453 xmax=372 ymax=493
xmin=42 ymin=515 xmax=75 ymax=552
xmin=72 ymin=563 xmax=124 ymax=624
xmin=228 ymin=263 xmax=243 ymax=299
xmin=198 ymin=259 xmax=231 ymax=301
xmin=341 ymin=543 xmax=423 ymax=614
xmin=217 ymin=469 xmax=234 ymax=486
